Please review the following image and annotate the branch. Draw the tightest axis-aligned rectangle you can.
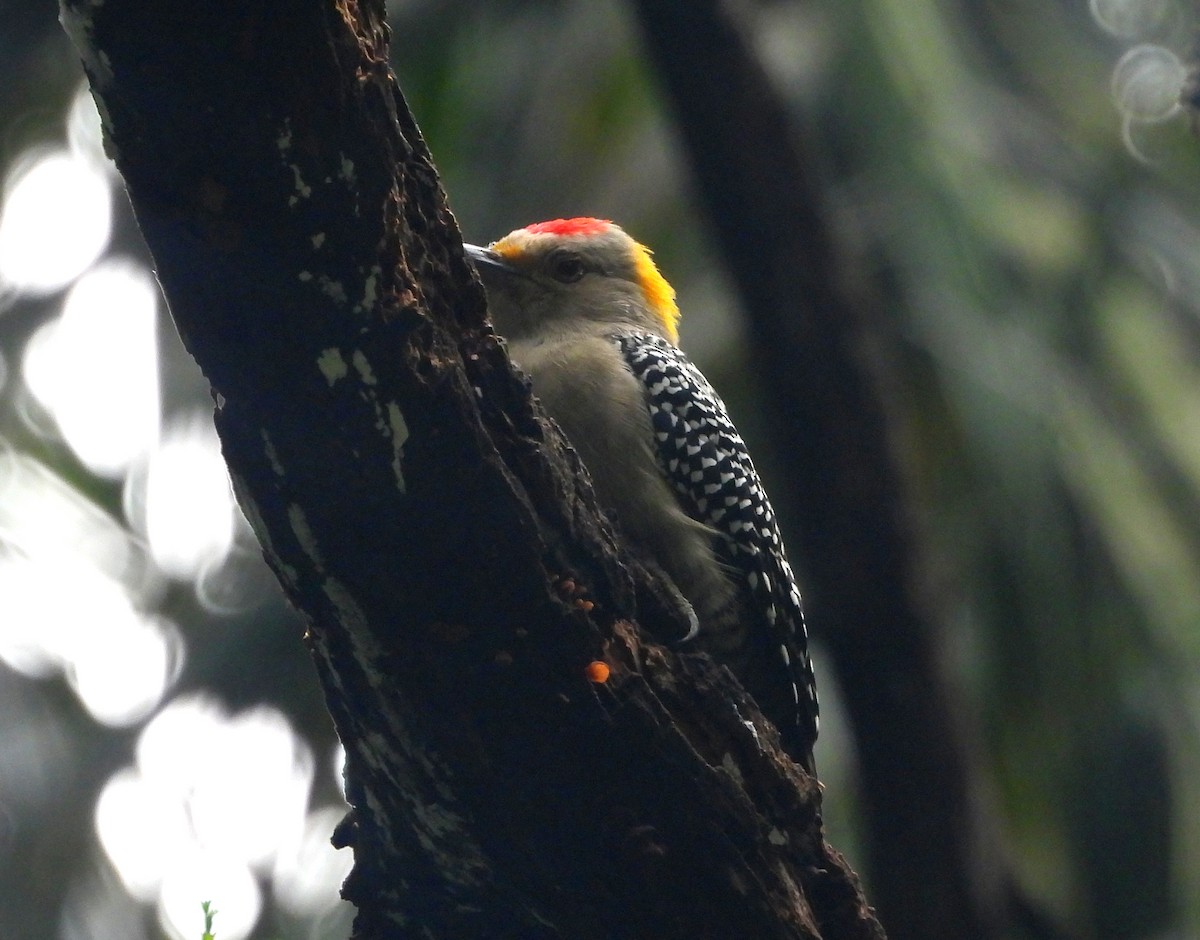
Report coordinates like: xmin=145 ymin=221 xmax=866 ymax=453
xmin=630 ymin=3 xmax=1009 ymax=939
xmin=60 ymin=2 xmax=883 ymax=938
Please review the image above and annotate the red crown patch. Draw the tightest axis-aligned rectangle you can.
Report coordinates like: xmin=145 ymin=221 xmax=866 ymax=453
xmin=523 ymin=217 xmax=612 ymax=237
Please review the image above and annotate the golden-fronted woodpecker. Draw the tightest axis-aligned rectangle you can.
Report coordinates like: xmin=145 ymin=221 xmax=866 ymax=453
xmin=466 ymin=218 xmax=817 ymax=772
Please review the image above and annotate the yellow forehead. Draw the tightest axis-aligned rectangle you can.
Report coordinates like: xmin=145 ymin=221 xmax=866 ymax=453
xmin=490 ymin=230 xmax=537 ymax=260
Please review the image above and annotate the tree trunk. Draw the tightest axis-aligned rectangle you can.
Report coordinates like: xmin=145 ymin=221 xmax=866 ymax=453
xmin=60 ymin=2 xmax=884 ymax=938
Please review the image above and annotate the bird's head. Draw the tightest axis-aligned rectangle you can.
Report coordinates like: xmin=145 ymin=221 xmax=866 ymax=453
xmin=465 ymin=218 xmax=680 ymax=345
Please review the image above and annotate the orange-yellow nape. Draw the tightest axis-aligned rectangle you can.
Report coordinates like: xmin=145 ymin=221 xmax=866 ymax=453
xmin=629 ymin=240 xmax=679 ymax=345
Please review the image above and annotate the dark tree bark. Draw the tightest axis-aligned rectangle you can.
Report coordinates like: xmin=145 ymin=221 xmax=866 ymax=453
xmin=629 ymin=3 xmax=1010 ymax=940
xmin=60 ymin=2 xmax=883 ymax=939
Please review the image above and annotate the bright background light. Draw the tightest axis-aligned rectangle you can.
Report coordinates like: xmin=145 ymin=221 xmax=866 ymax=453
xmin=1088 ymin=0 xmax=1177 ymax=38
xmin=67 ymin=612 xmax=185 ymax=727
xmin=0 ymin=76 xmax=313 ymax=930
xmin=0 ymin=450 xmax=173 ymax=721
xmin=66 ymin=82 xmax=113 ymax=177
xmin=94 ymin=696 xmax=347 ymax=940
xmin=0 ymin=148 xmax=111 ymax=295
xmin=273 ymin=805 xmax=355 ymax=917
xmin=22 ymin=259 xmax=161 ymax=477
xmin=157 ymin=849 xmax=260 ymax=940
xmin=1111 ymin=44 xmax=1187 ymax=123
xmin=131 ymin=412 xmax=237 ymax=581
xmin=196 ymin=540 xmax=278 ymax=616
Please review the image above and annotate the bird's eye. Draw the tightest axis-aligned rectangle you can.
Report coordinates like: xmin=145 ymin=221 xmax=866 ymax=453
xmin=549 ymin=253 xmax=586 ymax=283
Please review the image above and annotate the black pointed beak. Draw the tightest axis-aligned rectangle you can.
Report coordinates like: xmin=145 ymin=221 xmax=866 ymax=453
xmin=464 ymin=243 xmax=518 ymax=278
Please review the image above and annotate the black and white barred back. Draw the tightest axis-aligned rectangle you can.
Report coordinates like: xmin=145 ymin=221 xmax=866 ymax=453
xmin=613 ymin=330 xmax=819 ymax=769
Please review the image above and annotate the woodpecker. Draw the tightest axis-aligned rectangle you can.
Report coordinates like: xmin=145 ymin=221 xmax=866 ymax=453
xmin=465 ymin=218 xmax=817 ymax=772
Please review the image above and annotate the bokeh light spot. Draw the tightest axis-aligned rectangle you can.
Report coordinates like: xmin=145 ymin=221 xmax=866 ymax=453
xmin=67 ymin=613 xmax=185 ymax=727
xmin=22 ymin=259 xmax=161 ymax=477
xmin=185 ymin=706 xmax=314 ymax=869
xmin=1111 ymin=44 xmax=1186 ymax=123
xmin=272 ymin=805 xmax=354 ymax=917
xmin=132 ymin=414 xmax=236 ymax=580
xmin=195 ymin=543 xmax=278 ymax=616
xmin=66 ymin=81 xmax=113 ymax=176
xmin=98 ymin=696 xmax=315 ymax=938
xmin=95 ymin=768 xmax=192 ymax=902
xmin=0 ymin=149 xmax=111 ymax=295
xmin=157 ymin=850 xmax=260 ymax=940
xmin=0 ymin=451 xmax=168 ymax=703
xmin=1089 ymin=0 xmax=1176 ymax=38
